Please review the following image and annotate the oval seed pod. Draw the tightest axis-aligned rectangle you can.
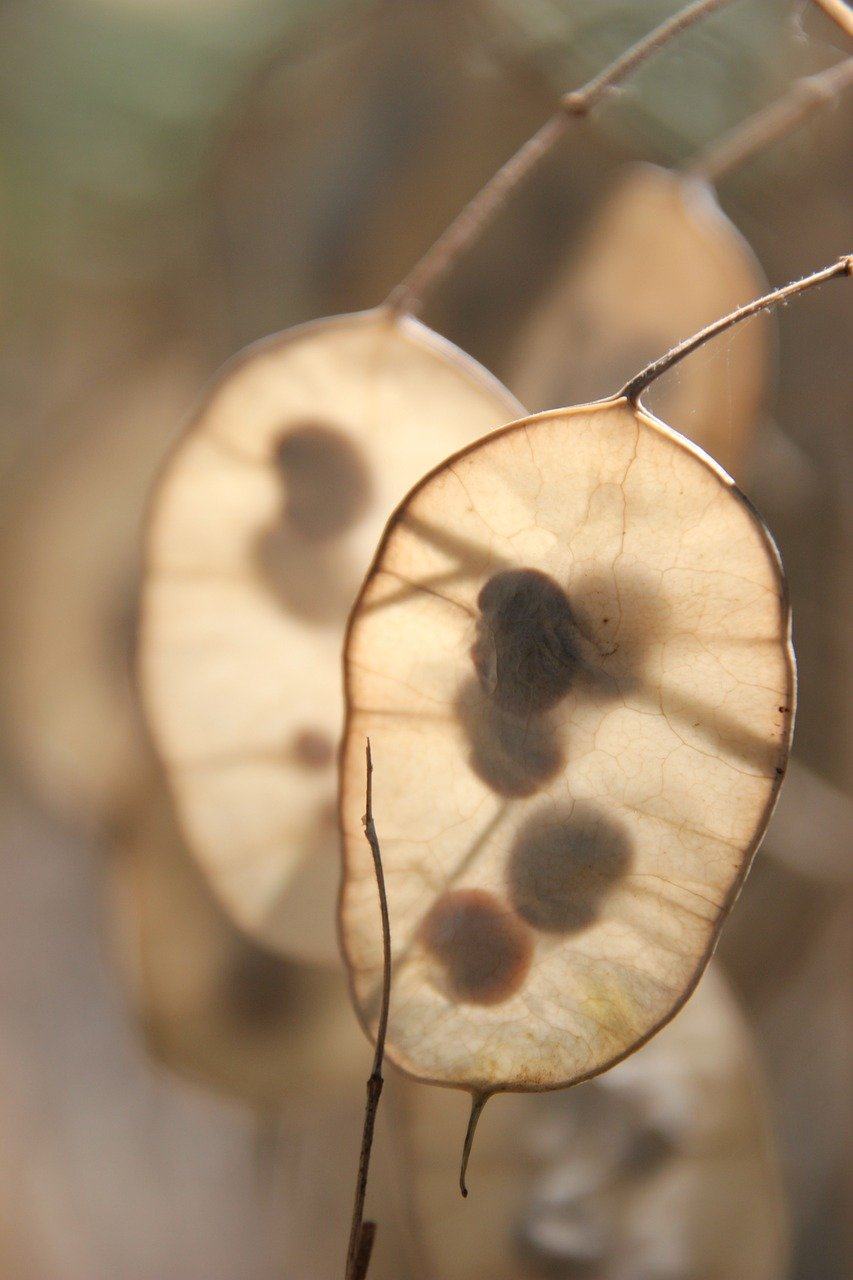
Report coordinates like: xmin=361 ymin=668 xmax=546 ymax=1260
xmin=107 ymin=791 xmax=367 ymax=1109
xmin=520 ymin=964 xmax=788 ymax=1280
xmin=139 ymin=308 xmax=522 ymax=964
xmin=508 ymin=164 xmax=770 ymax=477
xmin=340 ymin=396 xmax=793 ymax=1124
xmin=406 ymin=965 xmax=787 ymax=1280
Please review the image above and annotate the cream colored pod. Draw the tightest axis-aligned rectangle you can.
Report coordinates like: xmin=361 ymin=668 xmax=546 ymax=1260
xmin=408 ymin=965 xmax=787 ymax=1279
xmin=0 ymin=354 xmax=198 ymax=825
xmin=340 ymin=397 xmax=794 ymax=1107
xmin=509 ymin=164 xmax=770 ymax=478
xmin=139 ymin=308 xmax=523 ymax=964
xmin=108 ymin=792 xmax=367 ymax=1109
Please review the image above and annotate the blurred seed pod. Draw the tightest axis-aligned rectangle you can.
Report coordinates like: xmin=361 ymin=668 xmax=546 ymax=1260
xmin=0 ymin=351 xmax=200 ymax=827
xmin=207 ymin=0 xmax=563 ymax=357
xmin=0 ymin=776 xmax=424 ymax=1280
xmin=507 ymin=163 xmax=770 ymax=478
xmin=139 ymin=308 xmax=522 ymax=965
xmin=403 ymin=965 xmax=788 ymax=1280
xmin=106 ymin=789 xmax=367 ymax=1111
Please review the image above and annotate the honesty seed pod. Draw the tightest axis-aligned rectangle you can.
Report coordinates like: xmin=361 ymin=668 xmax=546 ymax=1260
xmin=520 ymin=964 xmax=788 ymax=1280
xmin=407 ymin=965 xmax=787 ymax=1279
xmin=339 ymin=390 xmax=795 ymax=1183
xmin=139 ymin=308 xmax=522 ymax=964
xmin=0 ymin=354 xmax=197 ymax=825
xmin=108 ymin=792 xmax=367 ymax=1109
xmin=509 ymin=163 xmax=769 ymax=477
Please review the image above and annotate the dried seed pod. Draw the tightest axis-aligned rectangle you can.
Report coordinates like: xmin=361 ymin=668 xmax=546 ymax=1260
xmin=108 ymin=792 xmax=366 ymax=1109
xmin=340 ymin=396 xmax=794 ymax=1108
xmin=509 ymin=164 xmax=769 ymax=477
xmin=521 ymin=965 xmax=789 ymax=1280
xmin=139 ymin=308 xmax=522 ymax=964
xmin=406 ymin=965 xmax=787 ymax=1279
xmin=0 ymin=355 xmax=197 ymax=825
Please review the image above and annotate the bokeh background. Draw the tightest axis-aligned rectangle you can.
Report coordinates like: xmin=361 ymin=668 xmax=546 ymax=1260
xmin=0 ymin=1 xmax=849 ymax=1277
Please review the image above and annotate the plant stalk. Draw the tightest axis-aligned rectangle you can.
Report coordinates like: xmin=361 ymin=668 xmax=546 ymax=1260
xmin=686 ymin=57 xmax=853 ymax=185
xmin=810 ymin=0 xmax=853 ymax=38
xmin=386 ymin=0 xmax=739 ymax=316
xmin=344 ymin=741 xmax=392 ymax=1280
xmin=620 ymin=255 xmax=852 ymax=403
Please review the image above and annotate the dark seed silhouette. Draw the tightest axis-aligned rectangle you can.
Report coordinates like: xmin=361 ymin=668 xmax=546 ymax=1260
xmin=273 ymin=420 xmax=371 ymax=541
xmin=255 ymin=420 xmax=371 ymax=623
xmin=291 ymin=727 xmax=335 ymax=769
xmin=220 ymin=943 xmax=298 ymax=1030
xmin=455 ymin=677 xmax=564 ymax=797
xmin=420 ymin=888 xmax=533 ymax=1005
xmin=471 ymin=568 xmax=581 ymax=714
xmin=507 ymin=802 xmax=633 ymax=934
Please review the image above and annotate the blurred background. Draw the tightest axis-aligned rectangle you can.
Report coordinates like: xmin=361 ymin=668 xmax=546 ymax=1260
xmin=0 ymin=1 xmax=849 ymax=1277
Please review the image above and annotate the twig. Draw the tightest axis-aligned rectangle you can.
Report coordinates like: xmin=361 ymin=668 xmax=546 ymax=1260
xmin=352 ymin=1222 xmax=377 ymax=1280
xmin=685 ymin=57 xmax=853 ymax=184
xmin=620 ymin=255 xmax=852 ymax=403
xmin=560 ymin=0 xmax=734 ymax=115
xmin=810 ymin=0 xmax=853 ymax=38
xmin=386 ymin=0 xmax=739 ymax=316
xmin=344 ymin=740 xmax=392 ymax=1280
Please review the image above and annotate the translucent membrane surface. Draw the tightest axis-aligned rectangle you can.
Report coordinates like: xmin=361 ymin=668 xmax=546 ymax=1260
xmin=341 ymin=398 xmax=794 ymax=1091
xmin=141 ymin=308 xmax=522 ymax=962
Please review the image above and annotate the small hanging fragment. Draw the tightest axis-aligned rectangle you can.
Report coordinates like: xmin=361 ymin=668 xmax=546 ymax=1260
xmin=139 ymin=308 xmax=522 ymax=964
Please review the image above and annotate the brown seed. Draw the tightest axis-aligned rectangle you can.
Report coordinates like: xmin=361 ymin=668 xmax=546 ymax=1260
xmin=420 ymin=888 xmax=533 ymax=1006
xmin=507 ymin=802 xmax=633 ymax=935
xmin=471 ymin=568 xmax=580 ymax=714
xmin=291 ymin=727 xmax=335 ymax=769
xmin=454 ymin=677 xmax=564 ymax=797
xmin=273 ymin=420 xmax=371 ymax=540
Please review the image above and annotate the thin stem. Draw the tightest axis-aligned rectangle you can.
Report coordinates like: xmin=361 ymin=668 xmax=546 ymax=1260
xmin=561 ymin=0 xmax=735 ymax=115
xmin=620 ymin=255 xmax=852 ymax=403
xmin=386 ymin=0 xmax=739 ymax=316
xmin=810 ymin=0 xmax=853 ymax=38
xmin=344 ymin=740 xmax=392 ymax=1280
xmin=351 ymin=1224 xmax=377 ymax=1280
xmin=686 ymin=57 xmax=853 ymax=184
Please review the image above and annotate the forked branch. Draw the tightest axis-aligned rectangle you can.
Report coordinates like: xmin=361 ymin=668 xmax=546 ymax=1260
xmin=387 ymin=0 xmax=738 ymax=315
xmin=620 ymin=255 xmax=852 ymax=403
xmin=344 ymin=741 xmax=392 ymax=1280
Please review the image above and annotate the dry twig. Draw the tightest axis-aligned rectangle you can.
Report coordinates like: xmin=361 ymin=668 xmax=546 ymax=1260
xmin=344 ymin=741 xmax=392 ymax=1280
xmin=621 ymin=256 xmax=852 ymax=403
xmin=387 ymin=0 xmax=739 ymax=314
xmin=686 ymin=57 xmax=853 ymax=184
